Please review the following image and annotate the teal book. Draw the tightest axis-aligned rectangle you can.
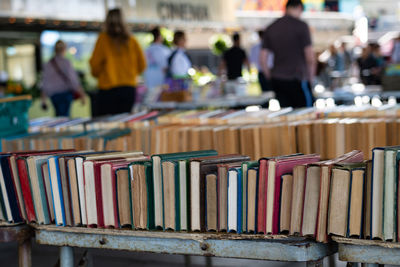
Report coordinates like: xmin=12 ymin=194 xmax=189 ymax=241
xmin=241 ymin=161 xmax=259 ymax=232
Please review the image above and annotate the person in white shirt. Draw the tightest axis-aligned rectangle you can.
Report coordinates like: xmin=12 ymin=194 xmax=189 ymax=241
xmin=144 ymin=27 xmax=171 ymax=90
xmin=168 ymin=31 xmax=192 ymax=78
xmin=250 ymin=30 xmax=273 ymax=92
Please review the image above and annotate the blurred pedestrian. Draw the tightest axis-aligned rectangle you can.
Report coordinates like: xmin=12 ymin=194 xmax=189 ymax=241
xmin=41 ymin=40 xmax=85 ymax=117
xmin=250 ymin=30 xmax=273 ymax=92
xmin=144 ymin=27 xmax=171 ymax=90
xmin=357 ymin=44 xmax=383 ymax=85
xmin=392 ymin=35 xmax=400 ymax=63
xmin=90 ymin=8 xmax=146 ymax=116
xmin=219 ymin=33 xmax=250 ymax=81
xmin=167 ymin=30 xmax=191 ymax=78
xmin=260 ymin=0 xmax=315 ymax=108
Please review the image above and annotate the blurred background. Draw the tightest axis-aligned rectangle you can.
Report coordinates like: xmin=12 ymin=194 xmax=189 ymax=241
xmin=0 ymin=0 xmax=399 ymax=116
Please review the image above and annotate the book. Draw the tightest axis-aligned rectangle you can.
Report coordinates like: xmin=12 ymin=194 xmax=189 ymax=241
xmin=129 ymin=161 xmax=154 ymax=230
xmin=363 ymin=160 xmax=372 ymax=239
xmin=161 ymin=160 xmax=180 ymax=230
xmin=16 ymin=157 xmax=37 ymax=222
xmin=151 ymin=150 xmax=217 ymax=229
xmin=327 ymin=163 xmax=365 ymax=237
xmin=205 ymin=173 xmax=218 ymax=231
xmin=383 ymin=147 xmax=400 ymax=241
xmin=371 ymin=147 xmax=385 ymax=240
xmin=227 ymin=168 xmax=242 ymax=233
xmin=280 ymin=173 xmax=293 ymax=233
xmin=241 ymin=161 xmax=258 ymax=232
xmin=41 ymin=162 xmax=55 ymax=222
xmin=290 ymin=165 xmax=306 ymax=235
xmin=246 ymin=167 xmax=258 ymax=233
xmin=190 ymin=154 xmax=250 ymax=231
xmin=115 ymin=168 xmax=131 ymax=227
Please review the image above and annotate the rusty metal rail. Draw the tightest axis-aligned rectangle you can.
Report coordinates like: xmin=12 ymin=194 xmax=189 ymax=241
xmin=333 ymin=236 xmax=400 ymax=266
xmin=0 ymin=223 xmax=33 ymax=267
xmin=34 ymin=225 xmax=337 ymax=267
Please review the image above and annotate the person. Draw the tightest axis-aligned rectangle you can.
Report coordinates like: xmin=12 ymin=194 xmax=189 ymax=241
xmin=260 ymin=0 xmax=315 ymax=108
xmin=357 ymin=44 xmax=383 ymax=85
xmin=220 ymin=33 xmax=250 ymax=81
xmin=392 ymin=36 xmax=400 ymax=63
xmin=250 ymin=30 xmax=273 ymax=92
xmin=41 ymin=40 xmax=85 ymax=117
xmin=90 ymin=8 xmax=146 ymax=116
xmin=144 ymin=27 xmax=171 ymax=90
xmin=167 ymin=30 xmax=192 ymax=78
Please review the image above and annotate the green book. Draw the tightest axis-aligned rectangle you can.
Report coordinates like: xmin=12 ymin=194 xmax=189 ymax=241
xmin=241 ymin=161 xmax=259 ymax=232
xmin=129 ymin=161 xmax=155 ymax=230
xmin=151 ymin=150 xmax=218 ymax=229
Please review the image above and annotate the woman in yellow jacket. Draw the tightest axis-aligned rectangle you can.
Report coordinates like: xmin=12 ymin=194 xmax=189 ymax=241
xmin=90 ymin=8 xmax=146 ymax=116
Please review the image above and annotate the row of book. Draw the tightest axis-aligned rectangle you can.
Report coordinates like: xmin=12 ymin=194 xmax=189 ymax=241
xmin=2 ymin=116 xmax=398 ymax=160
xmin=0 ymin=147 xmax=399 ymax=243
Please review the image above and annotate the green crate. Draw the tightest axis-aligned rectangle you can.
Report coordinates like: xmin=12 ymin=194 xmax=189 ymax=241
xmin=0 ymin=95 xmax=32 ymax=138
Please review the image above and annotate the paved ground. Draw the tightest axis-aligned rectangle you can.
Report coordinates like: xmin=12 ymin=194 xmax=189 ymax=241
xmin=0 ymin=241 xmax=348 ymax=267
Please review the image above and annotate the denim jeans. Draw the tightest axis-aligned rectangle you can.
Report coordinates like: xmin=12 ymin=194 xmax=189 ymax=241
xmin=50 ymin=91 xmax=73 ymax=117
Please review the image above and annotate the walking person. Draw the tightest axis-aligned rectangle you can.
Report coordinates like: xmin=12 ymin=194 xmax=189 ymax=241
xmin=90 ymin=8 xmax=146 ymax=116
xmin=144 ymin=27 xmax=171 ymax=93
xmin=260 ymin=0 xmax=315 ymax=108
xmin=41 ymin=40 xmax=85 ymax=117
xmin=167 ymin=30 xmax=192 ymax=78
xmin=250 ymin=30 xmax=273 ymax=92
xmin=220 ymin=32 xmax=250 ymax=81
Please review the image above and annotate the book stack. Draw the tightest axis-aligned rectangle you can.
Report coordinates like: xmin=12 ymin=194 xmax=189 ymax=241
xmin=3 ymin=113 xmax=399 ymax=160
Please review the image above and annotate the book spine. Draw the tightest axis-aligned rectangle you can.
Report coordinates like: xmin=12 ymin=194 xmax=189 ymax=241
xmin=17 ymin=158 xmax=36 ymax=222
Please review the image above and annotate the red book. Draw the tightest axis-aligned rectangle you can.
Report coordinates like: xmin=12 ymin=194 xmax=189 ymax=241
xmin=127 ymin=111 xmax=159 ymax=122
xmin=257 ymin=158 xmax=268 ymax=234
xmin=16 ymin=157 xmax=36 ymax=222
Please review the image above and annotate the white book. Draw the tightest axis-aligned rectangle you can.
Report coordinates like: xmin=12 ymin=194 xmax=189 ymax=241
xmin=101 ymin=164 xmax=115 ymax=228
xmin=83 ymin=161 xmax=98 ymax=226
xmin=0 ymin=167 xmax=13 ymax=222
xmin=151 ymin=156 xmax=163 ymax=229
xmin=75 ymin=157 xmax=87 ymax=225
xmin=228 ymin=170 xmax=238 ymax=233
xmin=190 ymin=161 xmax=201 ymax=231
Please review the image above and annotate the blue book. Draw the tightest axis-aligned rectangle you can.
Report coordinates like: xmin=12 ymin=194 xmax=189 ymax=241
xmin=47 ymin=156 xmax=66 ymax=226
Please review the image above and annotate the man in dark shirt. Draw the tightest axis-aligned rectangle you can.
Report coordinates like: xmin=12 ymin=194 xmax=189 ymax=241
xmin=260 ymin=0 xmax=315 ymax=108
xmin=220 ymin=33 xmax=250 ymax=80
